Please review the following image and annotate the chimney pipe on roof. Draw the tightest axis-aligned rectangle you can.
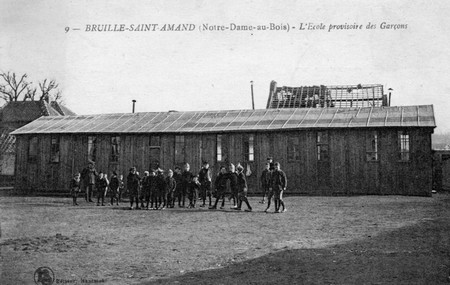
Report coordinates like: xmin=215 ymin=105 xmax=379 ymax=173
xmin=250 ymin=81 xmax=255 ymax=110
xmin=388 ymin=88 xmax=393 ymax=106
xmin=132 ymin=100 xmax=136 ymax=113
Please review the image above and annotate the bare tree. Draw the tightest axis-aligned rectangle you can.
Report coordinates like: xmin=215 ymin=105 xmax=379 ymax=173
xmin=0 ymin=72 xmax=32 ymax=102
xmin=38 ymin=79 xmax=59 ymax=103
xmin=54 ymin=89 xmax=63 ymax=104
xmin=0 ymin=71 xmax=63 ymax=104
xmin=23 ymin=86 xmax=37 ymax=101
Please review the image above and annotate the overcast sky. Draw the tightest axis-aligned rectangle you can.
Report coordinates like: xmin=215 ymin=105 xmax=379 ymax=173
xmin=1 ymin=0 xmax=449 ymax=133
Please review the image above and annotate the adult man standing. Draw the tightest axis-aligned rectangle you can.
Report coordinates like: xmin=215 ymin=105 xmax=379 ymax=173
xmin=265 ymin=162 xmax=287 ymax=213
xmin=81 ymin=161 xmax=97 ymax=203
xmin=127 ymin=167 xmax=141 ymax=210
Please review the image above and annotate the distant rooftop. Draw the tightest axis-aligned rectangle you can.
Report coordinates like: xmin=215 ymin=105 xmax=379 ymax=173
xmin=0 ymin=100 xmax=76 ymax=123
xmin=267 ymin=81 xmax=389 ymax=109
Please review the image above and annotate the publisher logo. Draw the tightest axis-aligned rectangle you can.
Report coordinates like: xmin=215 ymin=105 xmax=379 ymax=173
xmin=34 ymin=267 xmax=55 ymax=285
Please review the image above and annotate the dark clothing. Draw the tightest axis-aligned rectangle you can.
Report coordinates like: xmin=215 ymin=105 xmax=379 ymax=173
xmin=81 ymin=166 xmax=98 ymax=185
xmin=188 ymin=181 xmax=200 ymax=207
xmin=199 ymin=168 xmax=212 ymax=205
xmin=173 ymin=172 xmax=183 ymax=206
xmin=211 ymin=172 xmax=227 ymax=209
xmin=227 ymin=172 xmax=238 ymax=194
xmin=180 ymin=170 xmax=193 ymax=207
xmin=268 ymin=162 xmax=275 ymax=171
xmin=236 ymin=171 xmax=251 ymax=210
xmin=260 ymin=169 xmax=271 ymax=189
xmin=166 ymin=176 xmax=176 ymax=193
xmin=214 ymin=173 xmax=227 ymax=195
xmin=96 ymin=177 xmax=108 ymax=193
xmin=271 ymin=169 xmax=287 ymax=191
xmin=127 ymin=172 xmax=141 ymax=197
xmin=165 ymin=176 xmax=176 ymax=208
xmin=198 ymin=168 xmax=211 ymax=184
xmin=109 ymin=175 xmax=120 ymax=197
xmin=227 ymin=172 xmax=238 ymax=205
xmin=118 ymin=179 xmax=124 ymax=202
xmin=95 ymin=177 xmax=108 ymax=205
xmin=141 ymin=176 xmax=152 ymax=198
xmin=70 ymin=178 xmax=81 ymax=197
xmin=81 ymin=166 xmax=97 ymax=201
xmin=181 ymin=171 xmax=193 ymax=190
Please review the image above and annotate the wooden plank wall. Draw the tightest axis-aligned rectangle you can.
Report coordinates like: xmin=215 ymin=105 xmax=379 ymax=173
xmin=14 ymin=128 xmax=433 ymax=196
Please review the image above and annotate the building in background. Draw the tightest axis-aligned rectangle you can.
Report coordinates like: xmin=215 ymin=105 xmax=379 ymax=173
xmin=0 ymin=100 xmax=75 ymax=186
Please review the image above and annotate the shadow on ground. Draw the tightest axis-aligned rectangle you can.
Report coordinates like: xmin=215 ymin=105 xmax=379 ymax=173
xmin=143 ymin=217 xmax=450 ymax=285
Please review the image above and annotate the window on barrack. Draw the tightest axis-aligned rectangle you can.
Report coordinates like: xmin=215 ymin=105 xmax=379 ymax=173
xmin=110 ymin=136 xmax=120 ymax=162
xmin=50 ymin=136 xmax=60 ymax=163
xmin=398 ymin=131 xmax=410 ymax=161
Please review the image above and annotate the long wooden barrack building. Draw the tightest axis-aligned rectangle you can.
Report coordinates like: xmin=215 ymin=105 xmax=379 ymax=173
xmin=11 ymin=105 xmax=435 ymax=196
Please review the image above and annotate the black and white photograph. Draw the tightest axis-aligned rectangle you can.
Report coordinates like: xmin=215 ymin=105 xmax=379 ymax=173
xmin=1 ymin=0 xmax=450 ymax=284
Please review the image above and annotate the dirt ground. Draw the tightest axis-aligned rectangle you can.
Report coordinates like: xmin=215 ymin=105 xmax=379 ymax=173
xmin=0 ymin=194 xmax=449 ymax=284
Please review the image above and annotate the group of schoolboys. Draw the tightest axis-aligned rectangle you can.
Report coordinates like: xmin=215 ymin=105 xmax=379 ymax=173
xmin=70 ymin=162 xmax=124 ymax=206
xmin=70 ymin=158 xmax=287 ymax=213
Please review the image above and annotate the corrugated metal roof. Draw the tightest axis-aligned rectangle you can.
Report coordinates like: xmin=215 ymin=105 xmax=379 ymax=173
xmin=11 ymin=105 xmax=436 ymax=135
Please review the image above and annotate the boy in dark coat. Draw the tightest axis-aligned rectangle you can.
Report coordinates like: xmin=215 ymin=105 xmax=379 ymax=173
xmin=70 ymin=173 xmax=81 ymax=206
xmin=95 ymin=172 xmax=109 ymax=206
xmin=156 ymin=169 xmax=166 ymax=209
xmin=165 ymin=169 xmax=177 ymax=209
xmin=198 ymin=161 xmax=212 ymax=207
xmin=188 ymin=175 xmax=200 ymax=208
xmin=266 ymin=162 xmax=287 ymax=213
xmin=234 ymin=164 xmax=252 ymax=211
xmin=260 ymin=163 xmax=271 ymax=204
xmin=109 ymin=171 xmax=120 ymax=206
xmin=173 ymin=166 xmax=183 ymax=207
xmin=127 ymin=167 xmax=141 ymax=210
xmin=209 ymin=166 xmax=228 ymax=209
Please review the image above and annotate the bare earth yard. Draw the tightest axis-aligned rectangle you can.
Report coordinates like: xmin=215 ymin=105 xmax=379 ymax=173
xmin=0 ymin=194 xmax=449 ymax=284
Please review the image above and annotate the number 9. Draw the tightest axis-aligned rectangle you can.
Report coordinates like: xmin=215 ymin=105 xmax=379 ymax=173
xmin=65 ymin=27 xmax=69 ymax=33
